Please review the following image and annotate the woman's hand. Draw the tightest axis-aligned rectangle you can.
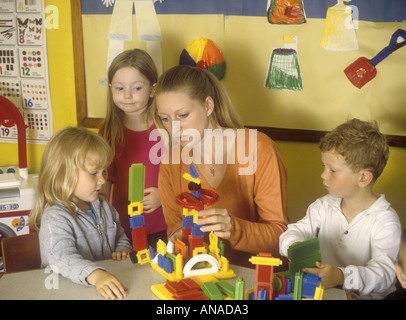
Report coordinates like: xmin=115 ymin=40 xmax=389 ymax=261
xmin=196 ymin=208 xmax=233 ymax=239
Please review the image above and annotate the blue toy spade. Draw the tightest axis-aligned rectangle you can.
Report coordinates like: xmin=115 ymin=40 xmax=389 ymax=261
xmin=344 ymin=28 xmax=406 ymax=88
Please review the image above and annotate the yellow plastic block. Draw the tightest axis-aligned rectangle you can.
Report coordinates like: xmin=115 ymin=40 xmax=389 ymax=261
xmin=249 ymin=256 xmax=282 ymax=267
xmin=182 ymin=173 xmax=201 ymax=185
xmin=156 ymin=239 xmax=167 ymax=256
xmin=128 ymin=201 xmax=143 ymax=216
xmin=137 ymin=248 xmax=151 ymax=264
xmin=314 ymin=283 xmax=324 ymax=300
xmin=192 ymin=246 xmax=207 ymax=256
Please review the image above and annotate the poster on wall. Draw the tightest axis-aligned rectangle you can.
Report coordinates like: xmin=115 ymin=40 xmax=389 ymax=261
xmin=0 ymin=0 xmax=52 ymax=144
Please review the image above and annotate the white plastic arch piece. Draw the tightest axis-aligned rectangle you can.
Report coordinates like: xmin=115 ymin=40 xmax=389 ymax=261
xmin=183 ymin=254 xmax=220 ymax=277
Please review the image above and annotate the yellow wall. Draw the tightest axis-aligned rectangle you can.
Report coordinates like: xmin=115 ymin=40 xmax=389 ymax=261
xmin=0 ymin=0 xmax=405 ymax=228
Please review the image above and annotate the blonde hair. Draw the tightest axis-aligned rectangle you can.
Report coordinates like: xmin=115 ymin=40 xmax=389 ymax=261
xmin=320 ymin=118 xmax=389 ymax=181
xmin=100 ymin=49 xmax=158 ymax=155
xmin=29 ymin=126 xmax=113 ymax=230
xmin=151 ymin=65 xmax=243 ymax=130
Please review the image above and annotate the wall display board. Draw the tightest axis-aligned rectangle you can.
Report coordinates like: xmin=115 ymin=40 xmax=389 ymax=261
xmin=73 ymin=0 xmax=405 ymax=146
xmin=0 ymin=0 xmax=53 ymax=144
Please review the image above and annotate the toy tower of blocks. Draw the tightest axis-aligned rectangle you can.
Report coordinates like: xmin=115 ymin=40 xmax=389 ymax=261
xmin=128 ymin=163 xmax=150 ymax=263
xmin=149 ymin=164 xmax=235 ymax=288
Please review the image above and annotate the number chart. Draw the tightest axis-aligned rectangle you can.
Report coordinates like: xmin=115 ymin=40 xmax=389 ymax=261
xmin=0 ymin=0 xmax=52 ymax=144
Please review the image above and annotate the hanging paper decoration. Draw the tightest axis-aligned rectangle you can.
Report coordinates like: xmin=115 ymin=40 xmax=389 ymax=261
xmin=344 ymin=28 xmax=406 ymax=88
xmin=264 ymin=35 xmax=303 ymax=91
xmin=267 ymin=0 xmax=306 ymax=25
xmin=179 ymin=37 xmax=226 ymax=80
xmin=320 ymin=0 xmax=358 ymax=51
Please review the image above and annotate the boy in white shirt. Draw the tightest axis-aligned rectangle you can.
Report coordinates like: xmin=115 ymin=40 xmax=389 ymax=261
xmin=279 ymin=119 xmax=401 ymax=299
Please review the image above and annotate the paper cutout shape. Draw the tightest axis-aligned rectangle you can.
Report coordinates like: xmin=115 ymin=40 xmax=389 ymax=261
xmin=265 ymin=35 xmax=303 ymax=91
xmin=267 ymin=0 xmax=306 ymax=25
xmin=320 ymin=0 xmax=358 ymax=51
xmin=344 ymin=28 xmax=406 ymax=88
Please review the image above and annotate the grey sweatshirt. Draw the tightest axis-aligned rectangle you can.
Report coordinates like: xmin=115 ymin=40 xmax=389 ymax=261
xmin=39 ymin=198 xmax=132 ymax=286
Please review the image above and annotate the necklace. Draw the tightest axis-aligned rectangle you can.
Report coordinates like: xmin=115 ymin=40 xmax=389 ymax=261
xmin=209 ymin=166 xmax=215 ymax=176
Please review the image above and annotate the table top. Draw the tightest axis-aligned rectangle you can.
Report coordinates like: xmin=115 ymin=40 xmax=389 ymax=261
xmin=0 ymin=259 xmax=347 ymax=300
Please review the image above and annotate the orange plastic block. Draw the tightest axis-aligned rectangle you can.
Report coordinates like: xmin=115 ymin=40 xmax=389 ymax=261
xmin=174 ymin=239 xmax=189 ymax=263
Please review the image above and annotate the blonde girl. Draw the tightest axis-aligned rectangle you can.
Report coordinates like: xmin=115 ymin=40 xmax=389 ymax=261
xmin=29 ymin=126 xmax=132 ymax=300
xmin=99 ymin=49 xmax=166 ymax=242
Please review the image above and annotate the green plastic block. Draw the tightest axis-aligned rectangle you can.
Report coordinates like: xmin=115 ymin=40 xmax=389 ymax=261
xmin=288 ymin=237 xmax=321 ymax=275
xmin=129 ymin=163 xmax=145 ymax=202
xmin=234 ymin=276 xmax=245 ymax=300
xmin=216 ymin=280 xmax=235 ymax=299
xmin=201 ymin=282 xmax=224 ymax=300
xmin=293 ymin=271 xmax=303 ymax=300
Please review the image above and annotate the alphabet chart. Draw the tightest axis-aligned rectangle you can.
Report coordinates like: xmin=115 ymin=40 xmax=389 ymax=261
xmin=0 ymin=0 xmax=52 ymax=144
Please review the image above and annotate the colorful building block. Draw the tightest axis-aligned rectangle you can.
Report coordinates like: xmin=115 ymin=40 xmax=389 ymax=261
xmin=201 ymin=281 xmax=224 ymax=300
xmin=235 ymin=276 xmax=245 ymax=300
xmin=287 ymin=237 xmax=321 ymax=275
xmin=129 ymin=163 xmax=145 ymax=203
xmin=131 ymin=225 xmax=148 ymax=252
xmin=129 ymin=214 xmax=145 ymax=229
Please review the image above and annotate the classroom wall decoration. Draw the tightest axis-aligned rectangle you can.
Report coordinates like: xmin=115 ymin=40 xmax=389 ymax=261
xmin=265 ymin=35 xmax=303 ymax=91
xmin=320 ymin=0 xmax=359 ymax=51
xmin=267 ymin=0 xmax=306 ymax=25
xmin=179 ymin=37 xmax=226 ymax=80
xmin=0 ymin=0 xmax=52 ymax=144
xmin=77 ymin=0 xmax=406 ymax=137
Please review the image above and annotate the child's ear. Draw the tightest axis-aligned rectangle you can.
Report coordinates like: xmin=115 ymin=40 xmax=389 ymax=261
xmin=358 ymin=170 xmax=374 ymax=187
xmin=150 ymin=83 xmax=156 ymax=98
xmin=395 ymin=263 xmax=406 ymax=289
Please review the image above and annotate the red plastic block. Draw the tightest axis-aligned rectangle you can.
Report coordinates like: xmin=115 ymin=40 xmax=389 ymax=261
xmin=131 ymin=225 xmax=148 ymax=252
xmin=188 ymin=235 xmax=204 ymax=257
xmin=181 ymin=278 xmax=200 ymax=291
xmin=182 ymin=227 xmax=192 ymax=244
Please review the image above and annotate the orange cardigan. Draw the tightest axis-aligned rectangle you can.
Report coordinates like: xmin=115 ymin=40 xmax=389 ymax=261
xmin=158 ymin=129 xmax=288 ymax=266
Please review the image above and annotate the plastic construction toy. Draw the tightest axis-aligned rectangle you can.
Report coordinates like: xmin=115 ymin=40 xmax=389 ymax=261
xmin=127 ymin=163 xmax=235 ymax=300
xmin=247 ymin=238 xmax=324 ymax=300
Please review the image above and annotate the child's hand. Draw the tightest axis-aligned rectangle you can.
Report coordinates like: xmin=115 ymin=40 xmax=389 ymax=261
xmin=142 ymin=187 xmax=161 ymax=213
xmin=302 ymin=261 xmax=344 ymax=289
xmin=87 ymin=269 xmax=128 ymax=300
xmin=112 ymin=250 xmax=130 ymax=261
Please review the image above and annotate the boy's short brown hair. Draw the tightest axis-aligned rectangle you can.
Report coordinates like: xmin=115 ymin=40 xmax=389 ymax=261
xmin=320 ymin=118 xmax=389 ymax=181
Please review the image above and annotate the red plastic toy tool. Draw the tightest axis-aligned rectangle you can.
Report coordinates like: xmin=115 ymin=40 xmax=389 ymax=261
xmin=0 ymin=96 xmax=29 ymax=170
xmin=344 ymin=28 xmax=406 ymax=88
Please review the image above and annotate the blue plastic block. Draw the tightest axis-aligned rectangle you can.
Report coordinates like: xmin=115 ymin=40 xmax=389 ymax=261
xmin=301 ymin=273 xmax=321 ymax=299
xmin=130 ymin=215 xmax=145 ymax=229
xmin=258 ymin=288 xmax=267 ymax=300
xmin=148 ymin=245 xmax=155 ymax=259
xmin=189 ymin=164 xmax=199 ymax=179
xmin=192 ymin=224 xmax=204 ymax=237
xmin=182 ymin=215 xmax=194 ymax=228
xmin=249 ymin=291 xmax=255 ymax=300
xmin=191 ymin=191 xmax=201 ymax=199
xmin=275 ymin=294 xmax=293 ymax=300
xmin=303 ymin=273 xmax=321 ymax=286
xmin=285 ymin=277 xmax=292 ymax=294
xmin=157 ymin=254 xmax=173 ymax=273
